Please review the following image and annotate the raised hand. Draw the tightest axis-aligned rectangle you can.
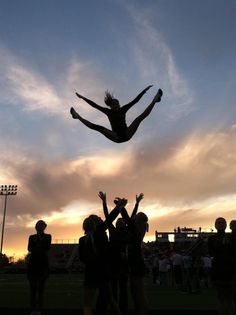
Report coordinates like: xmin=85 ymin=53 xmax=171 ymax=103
xmin=116 ymin=198 xmax=127 ymax=208
xmin=98 ymin=191 xmax=106 ymax=202
xmin=114 ymin=197 xmax=122 ymax=204
xmin=114 ymin=197 xmax=128 ymax=207
xmin=144 ymin=85 xmax=153 ymax=92
xmin=75 ymin=92 xmax=82 ymax=98
xmin=136 ymin=193 xmax=144 ymax=203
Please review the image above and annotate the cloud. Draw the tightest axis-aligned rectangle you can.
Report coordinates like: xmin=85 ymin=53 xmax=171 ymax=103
xmin=0 ymin=46 xmax=62 ymax=114
xmin=0 ymin=147 xmax=133 ymax=219
xmin=0 ymin=45 xmax=107 ymax=120
xmin=130 ymin=125 xmax=236 ymax=205
xmin=1 ymin=124 xmax=236 ymax=256
xmin=123 ymin=3 xmax=194 ymax=120
xmin=1 ymin=124 xmax=236 ymax=225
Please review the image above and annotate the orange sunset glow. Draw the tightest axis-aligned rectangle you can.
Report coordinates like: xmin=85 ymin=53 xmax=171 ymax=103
xmin=1 ymin=1 xmax=236 ymax=260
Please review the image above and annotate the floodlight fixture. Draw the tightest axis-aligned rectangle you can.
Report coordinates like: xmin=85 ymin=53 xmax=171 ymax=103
xmin=0 ymin=185 xmax=18 ymax=255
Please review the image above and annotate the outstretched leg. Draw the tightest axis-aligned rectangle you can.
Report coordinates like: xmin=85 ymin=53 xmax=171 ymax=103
xmin=70 ymin=107 xmax=119 ymax=142
xmin=127 ymin=89 xmax=163 ymax=140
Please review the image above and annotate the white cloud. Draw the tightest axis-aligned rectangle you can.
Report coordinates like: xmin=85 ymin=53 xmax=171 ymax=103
xmin=7 ymin=64 xmax=62 ymax=113
xmin=1 ymin=124 xmax=236 ymax=220
xmin=0 ymin=45 xmax=107 ymax=119
xmin=124 ymin=4 xmax=194 ymax=120
xmin=0 ymin=46 xmax=62 ymax=114
xmin=1 ymin=125 xmax=236 ymax=256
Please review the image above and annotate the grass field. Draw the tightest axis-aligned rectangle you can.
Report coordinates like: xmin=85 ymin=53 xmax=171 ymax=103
xmin=0 ymin=273 xmax=218 ymax=311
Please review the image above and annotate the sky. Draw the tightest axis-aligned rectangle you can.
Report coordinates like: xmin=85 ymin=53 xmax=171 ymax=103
xmin=0 ymin=0 xmax=236 ymax=258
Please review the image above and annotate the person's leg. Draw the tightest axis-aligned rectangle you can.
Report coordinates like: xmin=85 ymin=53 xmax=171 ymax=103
xmin=96 ymin=284 xmax=108 ymax=315
xmin=29 ymin=279 xmax=37 ymax=311
xmin=119 ymin=275 xmax=128 ymax=315
xmin=215 ymin=285 xmax=234 ymax=315
xmin=130 ymin=275 xmax=148 ymax=315
xmin=222 ymin=287 xmax=234 ymax=315
xmin=126 ymin=89 xmax=163 ymax=140
xmin=111 ymin=278 xmax=118 ymax=302
xmin=107 ymin=283 xmax=121 ymax=315
xmin=152 ymin=268 xmax=156 ymax=284
xmin=162 ymin=272 xmax=168 ymax=287
xmin=175 ymin=266 xmax=183 ymax=290
xmin=216 ymin=286 xmax=229 ymax=315
xmin=38 ymin=278 xmax=46 ymax=311
xmin=70 ymin=107 xmax=120 ymax=142
xmin=186 ymin=270 xmax=192 ymax=293
xmin=84 ymin=287 xmax=97 ymax=315
xmin=234 ymin=280 xmax=236 ymax=315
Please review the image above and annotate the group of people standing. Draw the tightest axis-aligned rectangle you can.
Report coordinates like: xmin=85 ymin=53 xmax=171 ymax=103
xmin=26 ymin=192 xmax=149 ymax=315
xmin=76 ymin=192 xmax=148 ymax=315
xmin=26 ymin=203 xmax=236 ymax=315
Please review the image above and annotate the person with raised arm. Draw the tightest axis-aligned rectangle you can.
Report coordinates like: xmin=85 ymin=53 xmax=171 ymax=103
xmin=115 ymin=197 xmax=148 ymax=315
xmin=70 ymin=86 xmax=163 ymax=143
xmin=79 ymin=197 xmax=127 ymax=315
xmin=98 ymin=192 xmax=144 ymax=315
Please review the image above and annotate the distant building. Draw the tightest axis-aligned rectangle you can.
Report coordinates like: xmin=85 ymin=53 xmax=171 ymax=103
xmin=49 ymin=228 xmax=215 ymax=270
xmin=155 ymin=231 xmax=169 ymax=243
xmin=155 ymin=227 xmax=214 ymax=252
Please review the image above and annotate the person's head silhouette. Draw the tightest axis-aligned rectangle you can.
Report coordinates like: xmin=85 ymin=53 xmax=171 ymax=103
xmin=215 ymin=217 xmax=226 ymax=232
xmin=104 ymin=91 xmax=120 ymax=110
xmin=88 ymin=214 xmax=103 ymax=227
xmin=116 ymin=218 xmax=126 ymax=229
xmin=134 ymin=212 xmax=149 ymax=239
xmin=83 ymin=217 xmax=96 ymax=234
xmin=35 ymin=220 xmax=47 ymax=234
xmin=229 ymin=220 xmax=236 ymax=233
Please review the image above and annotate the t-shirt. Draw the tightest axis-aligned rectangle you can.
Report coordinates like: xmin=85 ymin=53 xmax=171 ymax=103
xmin=171 ymin=253 xmax=183 ymax=266
xmin=159 ymin=258 xmax=169 ymax=272
xmin=201 ymin=256 xmax=212 ymax=268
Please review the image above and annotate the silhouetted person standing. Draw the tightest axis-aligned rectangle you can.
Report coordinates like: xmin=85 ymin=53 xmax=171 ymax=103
xmin=27 ymin=220 xmax=51 ymax=315
xmin=229 ymin=220 xmax=236 ymax=315
xmin=79 ymin=198 xmax=127 ymax=315
xmin=119 ymin=200 xmax=148 ymax=315
xmin=98 ymin=192 xmax=143 ymax=315
xmin=208 ymin=217 xmax=234 ymax=315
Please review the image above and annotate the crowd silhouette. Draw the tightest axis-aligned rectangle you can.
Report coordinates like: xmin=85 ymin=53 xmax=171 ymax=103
xmin=26 ymin=200 xmax=236 ymax=315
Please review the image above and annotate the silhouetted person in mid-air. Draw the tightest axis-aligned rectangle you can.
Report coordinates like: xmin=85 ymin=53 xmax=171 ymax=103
xmin=70 ymin=86 xmax=163 ymax=143
xmin=27 ymin=220 xmax=51 ymax=315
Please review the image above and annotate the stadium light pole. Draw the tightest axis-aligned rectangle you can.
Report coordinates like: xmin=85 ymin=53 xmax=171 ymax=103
xmin=0 ymin=185 xmax=17 ymax=255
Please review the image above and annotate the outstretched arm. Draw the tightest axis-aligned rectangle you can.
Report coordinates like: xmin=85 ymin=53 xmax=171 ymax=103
xmin=27 ymin=235 xmax=34 ymax=252
xmin=113 ymin=197 xmax=132 ymax=225
xmin=131 ymin=193 xmax=144 ymax=218
xmin=102 ymin=198 xmax=127 ymax=230
xmin=98 ymin=191 xmax=109 ymax=219
xmin=76 ymin=93 xmax=107 ymax=114
xmin=122 ymin=85 xmax=153 ymax=112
